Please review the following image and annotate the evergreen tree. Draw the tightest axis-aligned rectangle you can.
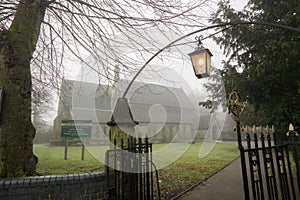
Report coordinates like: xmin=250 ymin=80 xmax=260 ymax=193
xmin=211 ymin=0 xmax=300 ymax=132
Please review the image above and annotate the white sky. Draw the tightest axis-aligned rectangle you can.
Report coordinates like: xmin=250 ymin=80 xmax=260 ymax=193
xmin=64 ymin=0 xmax=248 ymax=79
xmin=231 ymin=0 xmax=248 ymax=10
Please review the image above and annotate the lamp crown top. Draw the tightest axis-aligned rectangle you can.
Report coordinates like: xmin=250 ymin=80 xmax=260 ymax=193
xmin=289 ymin=123 xmax=294 ymax=131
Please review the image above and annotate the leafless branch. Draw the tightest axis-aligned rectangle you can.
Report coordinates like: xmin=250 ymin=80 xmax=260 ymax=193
xmin=1 ymin=0 xmax=213 ymax=107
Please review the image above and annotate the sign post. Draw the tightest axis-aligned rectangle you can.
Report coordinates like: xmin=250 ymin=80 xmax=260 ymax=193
xmin=81 ymin=139 xmax=85 ymax=161
xmin=61 ymin=120 xmax=92 ymax=160
xmin=64 ymin=138 xmax=68 ymax=160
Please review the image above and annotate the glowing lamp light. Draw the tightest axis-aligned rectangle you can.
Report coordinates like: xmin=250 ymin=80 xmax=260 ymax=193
xmin=188 ymin=46 xmax=213 ymax=79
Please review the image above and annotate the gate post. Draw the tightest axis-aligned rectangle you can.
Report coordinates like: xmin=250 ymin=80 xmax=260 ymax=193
xmin=107 ymin=98 xmax=139 ymax=200
xmin=286 ymin=123 xmax=300 ymax=192
xmin=236 ymin=116 xmax=250 ymax=200
xmin=227 ymin=90 xmax=249 ymax=200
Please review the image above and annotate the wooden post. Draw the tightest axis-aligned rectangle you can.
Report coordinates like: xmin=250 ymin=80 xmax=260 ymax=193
xmin=81 ymin=139 xmax=85 ymax=161
xmin=64 ymin=138 xmax=68 ymax=160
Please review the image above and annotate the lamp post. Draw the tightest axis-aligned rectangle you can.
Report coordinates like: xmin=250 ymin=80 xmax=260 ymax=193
xmin=105 ymin=22 xmax=300 ymax=200
xmin=106 ymin=36 xmax=213 ymax=200
xmin=227 ymin=90 xmax=249 ymax=199
xmin=188 ymin=36 xmax=213 ymax=78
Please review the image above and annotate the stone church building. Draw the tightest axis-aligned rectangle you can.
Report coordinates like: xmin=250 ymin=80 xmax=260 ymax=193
xmin=51 ymin=78 xmax=208 ymax=145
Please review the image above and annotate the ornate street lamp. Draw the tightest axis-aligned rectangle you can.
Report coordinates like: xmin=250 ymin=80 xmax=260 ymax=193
xmin=188 ymin=36 xmax=213 ymax=78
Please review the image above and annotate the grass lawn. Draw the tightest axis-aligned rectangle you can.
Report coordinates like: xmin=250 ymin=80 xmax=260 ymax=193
xmin=33 ymin=144 xmax=108 ymax=175
xmin=34 ymin=142 xmax=239 ymax=199
xmin=157 ymin=142 xmax=239 ymax=199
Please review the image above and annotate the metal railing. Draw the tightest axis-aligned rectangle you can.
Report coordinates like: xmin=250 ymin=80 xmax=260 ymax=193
xmin=106 ymin=137 xmax=161 ymax=200
xmin=238 ymin=126 xmax=300 ymax=200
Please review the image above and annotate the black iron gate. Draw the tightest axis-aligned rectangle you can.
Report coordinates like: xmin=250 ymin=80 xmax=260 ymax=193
xmin=105 ymin=137 xmax=161 ymax=200
xmin=238 ymin=125 xmax=300 ymax=200
xmin=227 ymin=90 xmax=300 ymax=200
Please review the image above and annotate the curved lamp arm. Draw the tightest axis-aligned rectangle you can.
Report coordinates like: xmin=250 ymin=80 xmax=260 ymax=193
xmin=122 ymin=21 xmax=300 ymax=98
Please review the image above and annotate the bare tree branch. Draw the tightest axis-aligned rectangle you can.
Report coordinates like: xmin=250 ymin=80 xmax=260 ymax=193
xmin=2 ymin=0 xmax=212 ymax=100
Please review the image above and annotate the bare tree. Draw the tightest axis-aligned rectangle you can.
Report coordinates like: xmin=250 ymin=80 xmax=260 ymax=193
xmin=0 ymin=0 xmax=210 ymax=177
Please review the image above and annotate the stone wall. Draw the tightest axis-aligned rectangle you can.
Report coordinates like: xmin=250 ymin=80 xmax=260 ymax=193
xmin=0 ymin=172 xmax=107 ymax=200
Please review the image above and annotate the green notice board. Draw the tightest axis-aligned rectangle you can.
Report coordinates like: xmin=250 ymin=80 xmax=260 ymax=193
xmin=61 ymin=120 xmax=92 ymax=138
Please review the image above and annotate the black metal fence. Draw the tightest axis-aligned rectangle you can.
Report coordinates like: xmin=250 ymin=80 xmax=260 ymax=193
xmin=105 ymin=137 xmax=161 ymax=200
xmin=238 ymin=125 xmax=300 ymax=200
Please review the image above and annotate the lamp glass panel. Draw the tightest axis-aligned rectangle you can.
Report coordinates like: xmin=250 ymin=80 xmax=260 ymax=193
xmin=191 ymin=53 xmax=206 ymax=75
xmin=206 ymin=52 xmax=211 ymax=76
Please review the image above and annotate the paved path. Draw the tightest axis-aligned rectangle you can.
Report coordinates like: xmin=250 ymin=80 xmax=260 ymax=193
xmin=178 ymin=158 xmax=244 ymax=200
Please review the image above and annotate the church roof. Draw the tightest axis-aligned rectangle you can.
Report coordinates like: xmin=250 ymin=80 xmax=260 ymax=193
xmin=57 ymin=78 xmax=197 ymax=125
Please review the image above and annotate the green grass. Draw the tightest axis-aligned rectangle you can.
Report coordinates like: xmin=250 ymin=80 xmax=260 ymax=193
xmin=33 ymin=144 xmax=107 ymax=175
xmin=157 ymin=142 xmax=239 ymax=199
xmin=34 ymin=142 xmax=239 ymax=199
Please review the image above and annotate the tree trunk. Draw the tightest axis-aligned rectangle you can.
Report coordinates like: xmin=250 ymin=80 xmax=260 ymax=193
xmin=0 ymin=48 xmax=37 ymax=177
xmin=0 ymin=0 xmax=46 ymax=177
